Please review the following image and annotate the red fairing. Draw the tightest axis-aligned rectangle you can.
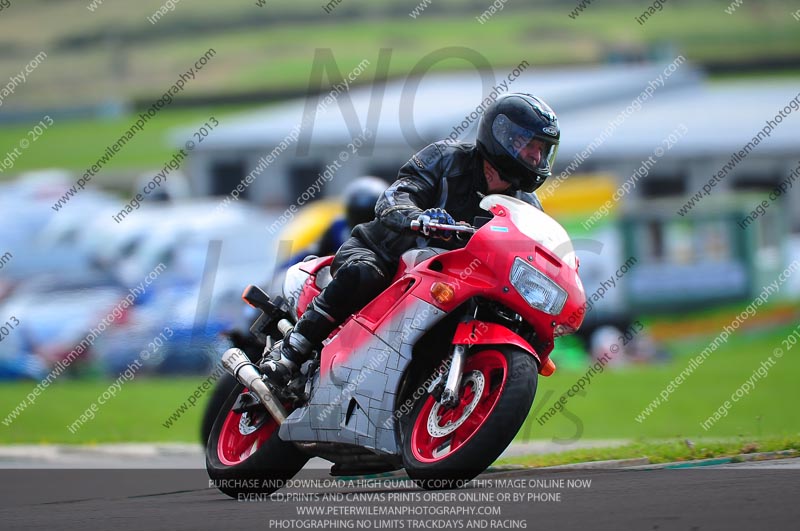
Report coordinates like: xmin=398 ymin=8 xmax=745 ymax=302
xmin=318 ymin=316 xmax=376 ymax=378
xmin=399 ymin=205 xmax=585 ymax=357
xmin=297 ymin=199 xmax=585 ymax=379
xmin=319 ymin=287 xmax=426 ymax=376
xmin=296 ymin=256 xmax=334 ymax=318
xmin=298 ymin=255 xmax=334 ymax=275
xmin=355 ymin=276 xmax=420 ymax=330
xmin=451 ymin=321 xmax=541 ymax=366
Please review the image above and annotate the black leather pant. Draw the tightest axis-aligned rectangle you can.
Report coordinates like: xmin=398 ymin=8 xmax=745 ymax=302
xmin=293 ymin=237 xmax=394 ymax=347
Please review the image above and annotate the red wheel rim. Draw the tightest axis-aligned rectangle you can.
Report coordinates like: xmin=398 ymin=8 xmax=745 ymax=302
xmin=216 ymin=391 xmax=278 ymax=466
xmin=411 ymin=350 xmax=509 ymax=463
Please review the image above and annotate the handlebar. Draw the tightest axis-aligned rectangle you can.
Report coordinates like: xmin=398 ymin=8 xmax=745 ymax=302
xmin=410 ymin=218 xmax=477 ymax=235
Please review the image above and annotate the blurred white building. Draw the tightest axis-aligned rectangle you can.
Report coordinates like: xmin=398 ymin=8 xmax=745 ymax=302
xmin=175 ymin=62 xmax=800 ymax=230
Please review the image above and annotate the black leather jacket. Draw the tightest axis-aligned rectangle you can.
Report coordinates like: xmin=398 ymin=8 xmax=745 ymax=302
xmin=352 ymin=141 xmax=544 ymax=265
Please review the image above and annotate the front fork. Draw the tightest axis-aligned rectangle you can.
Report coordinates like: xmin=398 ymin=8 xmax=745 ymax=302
xmin=429 ymin=319 xmax=549 ymax=407
xmin=439 ymin=345 xmax=466 ymax=407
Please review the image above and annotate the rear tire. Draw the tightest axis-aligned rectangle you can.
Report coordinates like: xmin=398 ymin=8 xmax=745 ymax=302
xmin=201 ymin=334 xmax=263 ymax=447
xmin=205 ymin=384 xmax=308 ymax=499
xmin=402 ymin=347 xmax=537 ymax=489
xmin=200 ymin=373 xmax=238 ymax=447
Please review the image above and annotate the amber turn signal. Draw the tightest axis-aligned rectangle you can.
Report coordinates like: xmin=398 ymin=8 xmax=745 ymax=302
xmin=539 ymin=357 xmax=557 ymax=376
xmin=430 ymin=282 xmax=455 ymax=304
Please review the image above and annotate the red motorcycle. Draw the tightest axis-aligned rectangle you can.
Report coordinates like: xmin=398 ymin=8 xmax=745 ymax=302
xmin=206 ymin=194 xmax=586 ymax=497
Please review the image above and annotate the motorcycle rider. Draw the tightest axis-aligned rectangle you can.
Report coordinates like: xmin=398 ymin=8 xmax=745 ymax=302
xmin=264 ymin=93 xmax=561 ymax=386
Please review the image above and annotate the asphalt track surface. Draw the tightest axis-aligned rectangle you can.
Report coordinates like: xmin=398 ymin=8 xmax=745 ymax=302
xmin=1 ymin=460 xmax=798 ymax=531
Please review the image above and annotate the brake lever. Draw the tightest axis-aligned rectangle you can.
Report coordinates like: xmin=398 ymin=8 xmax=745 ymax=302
xmin=409 ymin=219 xmax=477 ymax=237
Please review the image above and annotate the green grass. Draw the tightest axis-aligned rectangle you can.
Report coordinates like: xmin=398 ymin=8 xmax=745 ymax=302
xmin=498 ymin=436 xmax=800 ymax=468
xmin=0 ymin=377 xmax=208 ymax=444
xmin=1 ymin=2 xmax=798 ymax=109
xmin=0 ymin=105 xmax=253 ymax=176
xmin=516 ymin=323 xmax=800 ymax=442
xmin=2 ymin=2 xmax=798 ymax=178
xmin=0 ymin=323 xmax=797 ymax=445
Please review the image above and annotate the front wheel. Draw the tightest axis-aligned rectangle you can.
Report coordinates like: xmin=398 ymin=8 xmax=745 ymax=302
xmin=205 ymin=384 xmax=308 ymax=499
xmin=402 ymin=348 xmax=537 ymax=489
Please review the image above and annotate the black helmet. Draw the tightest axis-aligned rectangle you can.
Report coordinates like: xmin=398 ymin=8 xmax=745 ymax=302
xmin=343 ymin=176 xmax=388 ymax=227
xmin=476 ymin=93 xmax=560 ymax=193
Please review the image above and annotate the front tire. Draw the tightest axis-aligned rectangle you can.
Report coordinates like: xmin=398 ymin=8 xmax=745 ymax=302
xmin=205 ymin=384 xmax=308 ymax=499
xmin=402 ymin=348 xmax=537 ymax=489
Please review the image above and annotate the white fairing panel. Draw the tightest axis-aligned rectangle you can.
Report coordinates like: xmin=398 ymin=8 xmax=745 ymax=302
xmin=282 ymin=262 xmax=310 ymax=318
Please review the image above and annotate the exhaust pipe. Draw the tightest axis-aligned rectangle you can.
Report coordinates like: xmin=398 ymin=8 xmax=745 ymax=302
xmin=221 ymin=348 xmax=288 ymax=424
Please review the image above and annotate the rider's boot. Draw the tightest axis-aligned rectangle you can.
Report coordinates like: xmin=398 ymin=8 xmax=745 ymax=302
xmin=262 ymin=303 xmax=338 ymax=387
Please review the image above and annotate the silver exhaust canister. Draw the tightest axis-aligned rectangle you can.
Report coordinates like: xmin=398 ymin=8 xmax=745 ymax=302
xmin=221 ymin=348 xmax=288 ymax=424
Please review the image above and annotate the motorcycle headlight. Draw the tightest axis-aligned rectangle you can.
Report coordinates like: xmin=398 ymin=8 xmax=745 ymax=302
xmin=509 ymin=257 xmax=567 ymax=315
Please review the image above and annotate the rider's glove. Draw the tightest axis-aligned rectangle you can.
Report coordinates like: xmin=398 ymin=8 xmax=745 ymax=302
xmin=415 ymin=208 xmax=455 ymax=238
xmin=420 ymin=208 xmax=455 ymax=225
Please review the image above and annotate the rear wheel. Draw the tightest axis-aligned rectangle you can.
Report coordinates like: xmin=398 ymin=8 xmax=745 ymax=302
xmin=205 ymin=384 xmax=308 ymax=498
xmin=402 ymin=348 xmax=537 ymax=489
xmin=200 ymin=373 xmax=238 ymax=447
xmin=202 ymin=333 xmax=265 ymax=447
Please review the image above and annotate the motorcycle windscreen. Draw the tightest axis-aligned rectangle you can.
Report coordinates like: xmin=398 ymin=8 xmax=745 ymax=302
xmin=479 ymin=194 xmax=577 ymax=269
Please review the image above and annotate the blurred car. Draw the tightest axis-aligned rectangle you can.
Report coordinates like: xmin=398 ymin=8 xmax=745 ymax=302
xmin=2 ymin=173 xmax=122 ymax=281
xmin=92 ymin=201 xmax=280 ymax=374
xmin=115 ymin=201 xmax=279 ymax=287
xmin=0 ymin=281 xmax=126 ymax=380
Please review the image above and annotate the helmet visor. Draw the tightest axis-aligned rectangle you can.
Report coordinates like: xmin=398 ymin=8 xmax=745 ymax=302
xmin=492 ymin=114 xmax=557 ymax=173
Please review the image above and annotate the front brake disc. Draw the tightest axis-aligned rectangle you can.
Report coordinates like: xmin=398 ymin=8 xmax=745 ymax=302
xmin=426 ymin=370 xmax=484 ymax=438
